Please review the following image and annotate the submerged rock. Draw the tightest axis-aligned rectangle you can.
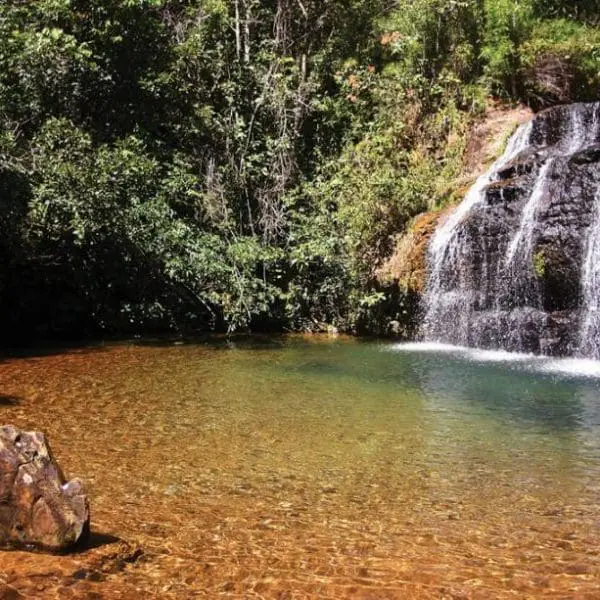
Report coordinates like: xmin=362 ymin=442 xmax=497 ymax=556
xmin=0 ymin=425 xmax=90 ymax=551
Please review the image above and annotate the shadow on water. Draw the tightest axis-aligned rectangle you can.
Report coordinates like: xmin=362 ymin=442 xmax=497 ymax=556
xmin=1 ymin=531 xmax=122 ymax=556
xmin=0 ymin=340 xmax=111 ymax=363
xmin=0 ymin=395 xmax=20 ymax=406
xmin=73 ymin=532 xmax=122 ymax=553
xmin=0 ymin=333 xmax=293 ymax=363
xmin=133 ymin=333 xmax=309 ymax=352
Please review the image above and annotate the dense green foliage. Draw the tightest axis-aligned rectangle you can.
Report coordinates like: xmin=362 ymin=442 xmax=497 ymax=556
xmin=0 ymin=0 xmax=598 ymax=338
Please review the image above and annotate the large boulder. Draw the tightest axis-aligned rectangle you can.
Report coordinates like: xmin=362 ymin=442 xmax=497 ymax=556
xmin=0 ymin=425 xmax=89 ymax=551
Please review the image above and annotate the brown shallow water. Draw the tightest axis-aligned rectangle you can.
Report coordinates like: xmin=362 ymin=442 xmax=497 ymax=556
xmin=0 ymin=337 xmax=599 ymax=598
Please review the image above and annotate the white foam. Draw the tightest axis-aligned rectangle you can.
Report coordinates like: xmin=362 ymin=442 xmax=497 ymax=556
xmin=388 ymin=343 xmax=600 ymax=379
xmin=539 ymin=359 xmax=600 ymax=378
xmin=391 ymin=342 xmax=534 ymax=361
xmin=465 ymin=348 xmax=534 ymax=363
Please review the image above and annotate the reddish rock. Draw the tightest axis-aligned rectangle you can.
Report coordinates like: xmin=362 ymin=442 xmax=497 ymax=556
xmin=0 ymin=425 xmax=89 ymax=551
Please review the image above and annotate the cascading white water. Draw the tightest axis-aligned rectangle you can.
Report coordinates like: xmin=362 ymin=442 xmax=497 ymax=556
xmin=422 ymin=121 xmax=533 ymax=344
xmin=564 ymin=102 xmax=600 ymax=155
xmin=505 ymin=105 xmax=598 ymax=270
xmin=566 ymin=106 xmax=586 ymax=154
xmin=490 ymin=158 xmax=556 ymax=352
xmin=579 ymin=187 xmax=600 ymax=359
xmin=500 ymin=105 xmax=600 ymax=314
xmin=428 ymin=122 xmax=533 ymax=258
xmin=422 ymin=102 xmax=600 ymax=356
xmin=504 ymin=159 xmax=554 ymax=267
xmin=579 ymin=106 xmax=600 ymax=357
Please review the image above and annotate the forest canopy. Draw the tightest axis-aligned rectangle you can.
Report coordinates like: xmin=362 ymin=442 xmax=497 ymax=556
xmin=0 ymin=0 xmax=598 ymax=338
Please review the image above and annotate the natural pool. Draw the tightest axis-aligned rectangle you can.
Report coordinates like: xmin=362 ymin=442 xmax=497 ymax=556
xmin=0 ymin=336 xmax=599 ymax=598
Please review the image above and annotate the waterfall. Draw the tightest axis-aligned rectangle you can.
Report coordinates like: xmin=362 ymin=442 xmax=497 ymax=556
xmin=428 ymin=122 xmax=532 ymax=259
xmin=579 ymin=187 xmax=600 ymax=359
xmin=505 ymin=160 xmax=554 ymax=268
xmin=503 ymin=106 xmax=596 ymax=295
xmin=422 ymin=121 xmax=532 ymax=346
xmin=421 ymin=102 xmax=600 ymax=357
xmin=578 ymin=105 xmax=600 ymax=358
xmin=495 ymin=159 xmax=555 ymax=351
xmin=566 ymin=106 xmax=586 ymax=154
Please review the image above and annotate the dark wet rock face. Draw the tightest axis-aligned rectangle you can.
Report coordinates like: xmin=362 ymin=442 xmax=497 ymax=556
xmin=0 ymin=425 xmax=90 ymax=551
xmin=423 ymin=102 xmax=600 ymax=357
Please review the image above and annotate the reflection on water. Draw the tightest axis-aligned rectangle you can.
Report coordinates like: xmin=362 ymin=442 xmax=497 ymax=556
xmin=0 ymin=337 xmax=599 ymax=598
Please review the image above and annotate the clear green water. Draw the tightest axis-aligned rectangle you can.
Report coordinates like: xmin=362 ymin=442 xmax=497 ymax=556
xmin=0 ymin=337 xmax=599 ymax=598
